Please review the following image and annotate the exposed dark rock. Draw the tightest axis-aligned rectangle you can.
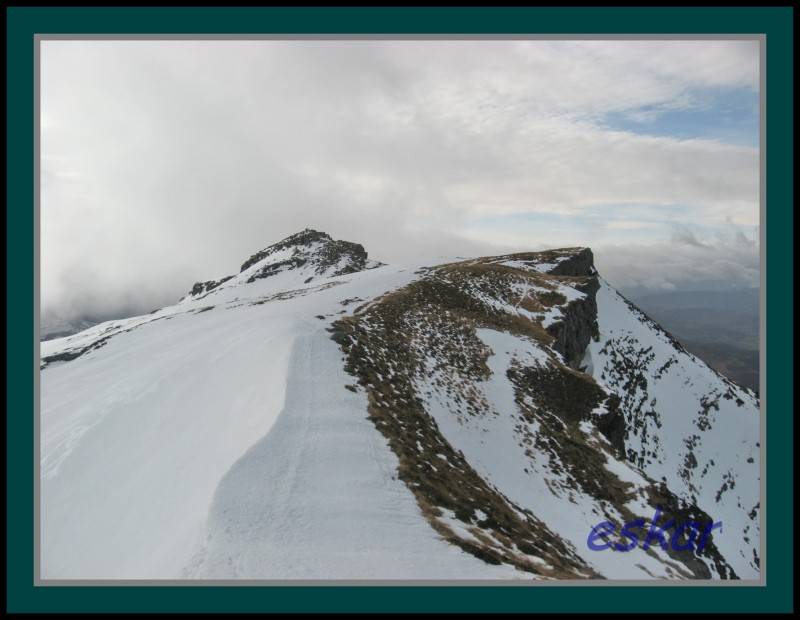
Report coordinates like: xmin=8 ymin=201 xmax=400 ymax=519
xmin=547 ymin=247 xmax=596 ymax=277
xmin=239 ymin=228 xmax=372 ymax=281
xmin=595 ymin=394 xmax=626 ymax=456
xmin=314 ymin=239 xmax=368 ymax=276
xmin=186 ymin=275 xmax=234 ymax=299
xmin=645 ymin=484 xmax=737 ymax=579
xmin=240 ymin=229 xmax=333 ymax=272
xmin=546 ymin=276 xmax=600 ymax=368
xmin=247 ymin=257 xmax=308 ymax=283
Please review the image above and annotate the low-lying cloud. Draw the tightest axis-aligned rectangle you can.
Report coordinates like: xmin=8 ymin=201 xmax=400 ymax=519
xmin=595 ymin=225 xmax=760 ymax=292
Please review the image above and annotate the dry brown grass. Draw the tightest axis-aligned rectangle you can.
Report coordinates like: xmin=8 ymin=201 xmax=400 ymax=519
xmin=329 ymin=254 xmax=732 ymax=579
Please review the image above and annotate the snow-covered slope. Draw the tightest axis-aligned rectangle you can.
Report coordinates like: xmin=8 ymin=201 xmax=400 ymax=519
xmin=40 ymin=230 xmax=760 ymax=580
xmin=585 ymin=280 xmax=760 ymax=577
xmin=184 ymin=328 xmax=522 ymax=580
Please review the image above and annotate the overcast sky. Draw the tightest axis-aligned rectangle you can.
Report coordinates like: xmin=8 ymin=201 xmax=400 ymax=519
xmin=41 ymin=39 xmax=760 ymax=325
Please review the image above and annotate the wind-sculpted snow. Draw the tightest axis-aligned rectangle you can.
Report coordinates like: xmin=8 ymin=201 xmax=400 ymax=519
xmin=41 ymin=308 xmax=298 ymax=578
xmin=41 ymin=249 xmax=497 ymax=578
xmin=40 ymin=232 xmax=759 ymax=580
xmin=185 ymin=330 xmax=524 ymax=579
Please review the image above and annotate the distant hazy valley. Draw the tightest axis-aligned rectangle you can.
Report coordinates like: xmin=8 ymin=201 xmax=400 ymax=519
xmin=624 ymin=289 xmax=760 ymax=392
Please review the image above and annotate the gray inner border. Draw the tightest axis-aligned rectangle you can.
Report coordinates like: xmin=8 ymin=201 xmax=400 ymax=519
xmin=33 ymin=33 xmax=767 ymax=588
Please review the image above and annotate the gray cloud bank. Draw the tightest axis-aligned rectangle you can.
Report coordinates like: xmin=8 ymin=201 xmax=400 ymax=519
xmin=41 ymin=40 xmax=759 ymax=326
xmin=595 ymin=227 xmax=760 ymax=293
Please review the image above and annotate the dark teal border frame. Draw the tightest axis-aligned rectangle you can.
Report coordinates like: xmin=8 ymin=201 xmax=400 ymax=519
xmin=7 ymin=6 xmax=793 ymax=613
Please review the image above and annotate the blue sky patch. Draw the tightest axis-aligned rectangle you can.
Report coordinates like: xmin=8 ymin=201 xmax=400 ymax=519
xmin=602 ymin=87 xmax=759 ymax=147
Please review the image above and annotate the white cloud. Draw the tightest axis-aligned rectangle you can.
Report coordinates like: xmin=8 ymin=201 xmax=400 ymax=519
xmin=40 ymin=39 xmax=760 ymax=321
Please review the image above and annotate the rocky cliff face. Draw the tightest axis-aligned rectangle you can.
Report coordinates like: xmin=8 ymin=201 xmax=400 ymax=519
xmin=545 ymin=275 xmax=599 ymax=369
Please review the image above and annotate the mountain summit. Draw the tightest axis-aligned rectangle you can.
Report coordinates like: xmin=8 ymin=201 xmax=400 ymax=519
xmin=40 ymin=231 xmax=760 ymax=580
xmin=182 ymin=228 xmax=382 ymax=302
xmin=238 ymin=228 xmax=378 ymax=277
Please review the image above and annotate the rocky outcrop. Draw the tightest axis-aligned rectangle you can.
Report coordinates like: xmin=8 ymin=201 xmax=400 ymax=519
xmin=240 ymin=229 xmax=332 ymax=272
xmin=545 ymin=268 xmax=600 ymax=368
xmin=177 ymin=229 xmax=379 ymax=302
xmin=314 ymin=239 xmax=369 ymax=276
xmin=240 ymin=228 xmax=373 ymax=280
xmin=187 ymin=275 xmax=234 ymax=298
xmin=594 ymin=394 xmax=626 ymax=456
xmin=547 ymin=247 xmax=595 ymax=277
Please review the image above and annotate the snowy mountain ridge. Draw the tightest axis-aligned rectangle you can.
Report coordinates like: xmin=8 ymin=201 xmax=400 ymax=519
xmin=40 ymin=229 xmax=760 ymax=580
xmin=179 ymin=228 xmax=382 ymax=304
